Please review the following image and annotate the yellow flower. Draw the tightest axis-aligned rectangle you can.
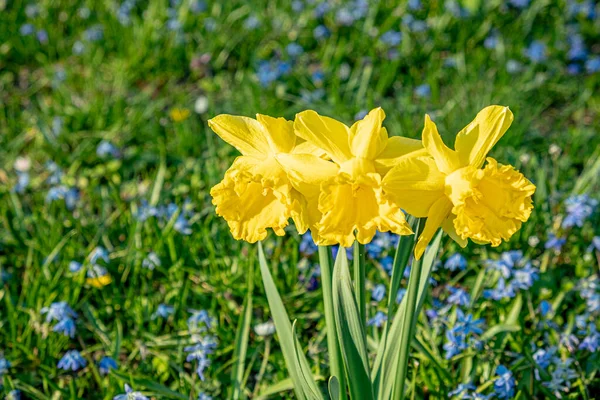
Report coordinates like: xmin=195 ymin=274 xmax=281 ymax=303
xmin=86 ymin=274 xmax=112 ymax=288
xmin=170 ymin=108 xmax=191 ymax=122
xmin=383 ymin=106 xmax=536 ymax=259
xmin=276 ymin=108 xmax=424 ymax=247
xmin=209 ymin=114 xmax=324 ymax=243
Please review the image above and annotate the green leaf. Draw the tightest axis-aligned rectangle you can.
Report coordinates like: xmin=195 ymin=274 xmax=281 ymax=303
xmin=332 ymin=248 xmax=375 ymax=400
xmin=375 ymin=231 xmax=442 ymax=400
xmin=257 ymin=242 xmax=324 ymax=400
xmin=480 ymin=324 xmax=521 ymax=341
xmin=328 ymin=376 xmax=340 ymax=400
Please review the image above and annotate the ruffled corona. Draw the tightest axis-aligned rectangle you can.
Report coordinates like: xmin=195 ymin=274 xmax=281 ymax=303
xmin=318 ymin=164 xmax=412 ymax=247
xmin=447 ymin=158 xmax=535 ymax=246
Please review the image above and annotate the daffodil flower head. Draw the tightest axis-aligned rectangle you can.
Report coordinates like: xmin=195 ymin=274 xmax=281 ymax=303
xmin=383 ymin=106 xmax=535 ymax=258
xmin=208 ymin=114 xmax=319 ymax=243
xmin=277 ymin=107 xmax=423 ymax=247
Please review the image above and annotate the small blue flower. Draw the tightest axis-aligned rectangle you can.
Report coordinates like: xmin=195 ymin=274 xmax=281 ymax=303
xmin=153 ymin=304 xmax=175 ymax=319
xmin=567 ymin=33 xmax=587 ymax=61
xmin=371 ymin=284 xmax=386 ymax=302
xmin=0 ymin=357 xmax=10 ymax=375
xmin=198 ymin=393 xmax=212 ymax=400
xmin=313 ymin=25 xmax=330 ymax=40
xmin=443 ymin=329 xmax=466 ymax=359
xmin=484 ymin=31 xmax=499 ymax=49
xmin=41 ymin=301 xmax=77 ymax=323
xmin=367 ymin=311 xmax=387 ymax=327
xmin=454 ymin=309 xmax=485 ymax=336
xmin=533 ymin=346 xmax=556 ymax=370
xmin=98 ymin=356 xmax=118 ymax=375
xmin=335 ymin=8 xmax=355 ymax=26
xmin=380 ymin=30 xmax=402 ymax=47
xmin=69 ymin=261 xmax=83 ymax=273
xmin=586 ymin=56 xmax=600 ymax=73
xmin=562 ymin=194 xmax=598 ymax=228
xmin=545 ymin=233 xmax=566 ymax=251
xmin=543 ymin=358 xmax=578 ymax=397
xmin=90 ymin=247 xmax=110 ymax=264
xmin=57 ymin=350 xmax=87 ymax=371
xmin=244 ymin=15 xmax=261 ymax=30
xmin=114 ymin=384 xmax=148 ymax=400
xmin=286 ymin=43 xmax=303 ymax=57
xmin=506 ymin=59 xmax=523 ymax=74
xmin=447 ymin=287 xmax=470 ymax=306
xmin=5 ymin=390 xmax=20 ymax=400
xmin=142 ymin=252 xmax=161 ymax=270
xmin=408 ymin=0 xmax=421 ymax=10
xmin=524 ymin=40 xmax=547 ymax=63
xmin=444 ymin=253 xmax=467 ymax=271
xmin=53 ymin=317 xmax=76 ymax=338
xmin=380 ymin=256 xmax=394 ymax=275
xmin=190 ymin=0 xmax=207 ymax=13
xmin=539 ymin=300 xmax=552 ymax=317
xmin=493 ymin=365 xmax=515 ymax=399
xmin=414 ymin=84 xmax=431 ymax=99
xmin=20 ymin=24 xmax=35 ymax=36
xmin=579 ymin=324 xmax=600 ymax=352
xmin=97 ymin=140 xmax=120 ymax=158
xmin=508 ymin=0 xmax=530 ymax=8
xmin=187 ymin=309 xmax=215 ymax=331
xmin=37 ymin=29 xmax=49 ymax=44
xmin=588 ymin=236 xmax=600 ymax=253
xmin=84 ymin=25 xmax=104 ymax=42
xmin=184 ymin=336 xmax=217 ymax=380
xmin=331 ymin=245 xmax=353 ymax=261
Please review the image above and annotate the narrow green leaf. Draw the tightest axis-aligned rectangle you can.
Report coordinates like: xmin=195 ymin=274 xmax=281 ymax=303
xmin=480 ymin=324 xmax=521 ymax=341
xmin=328 ymin=376 xmax=340 ymax=400
xmin=332 ymin=248 xmax=375 ymax=400
xmin=257 ymin=242 xmax=323 ymax=400
xmin=376 ymin=231 xmax=442 ymax=400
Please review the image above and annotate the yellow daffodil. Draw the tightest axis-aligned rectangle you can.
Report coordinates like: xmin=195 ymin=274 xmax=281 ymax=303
xmin=209 ymin=114 xmax=324 ymax=243
xmin=383 ymin=106 xmax=536 ymax=259
xmin=276 ymin=108 xmax=425 ymax=247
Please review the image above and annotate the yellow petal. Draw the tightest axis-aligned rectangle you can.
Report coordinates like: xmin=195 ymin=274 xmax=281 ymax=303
xmin=422 ymin=114 xmax=460 ymax=174
xmin=291 ymin=140 xmax=330 ymax=159
xmin=294 ymin=110 xmax=352 ymax=165
xmin=318 ymin=172 xmax=413 ymax=248
xmin=349 ymin=107 xmax=387 ymax=160
xmin=415 ymin=197 xmax=453 ymax=260
xmin=441 ymin=214 xmax=468 ymax=248
xmin=447 ymin=158 xmax=536 ymax=246
xmin=86 ymin=274 xmax=112 ymax=288
xmin=211 ymin=157 xmax=294 ymax=243
xmin=256 ymin=114 xmax=296 ymax=153
xmin=454 ymin=106 xmax=514 ymax=169
xmin=208 ymin=115 xmax=271 ymax=157
xmin=382 ymin=155 xmax=446 ymax=217
xmin=275 ymin=153 xmax=339 ymax=241
xmin=374 ymin=135 xmax=426 ymax=175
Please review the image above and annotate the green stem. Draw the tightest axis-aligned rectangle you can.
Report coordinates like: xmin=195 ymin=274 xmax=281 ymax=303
xmin=318 ymin=246 xmax=347 ymax=399
xmin=353 ymin=241 xmax=366 ymax=332
xmin=393 ymin=218 xmax=427 ymax=400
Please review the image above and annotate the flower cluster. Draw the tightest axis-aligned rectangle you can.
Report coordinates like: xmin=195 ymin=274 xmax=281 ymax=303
xmin=209 ymin=106 xmax=535 ymax=257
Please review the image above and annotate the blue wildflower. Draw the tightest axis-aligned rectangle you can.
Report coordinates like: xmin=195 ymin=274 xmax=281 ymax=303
xmin=313 ymin=25 xmax=330 ymax=40
xmin=286 ymin=43 xmax=303 ymax=57
xmin=367 ymin=311 xmax=387 ymax=327
xmin=509 ymin=0 xmax=529 ymax=8
xmin=41 ymin=301 xmax=77 ymax=323
xmin=331 ymin=245 xmax=353 ymax=261
xmin=20 ymin=24 xmax=35 ymax=36
xmin=187 ymin=309 xmax=215 ymax=331
xmin=396 ymin=288 xmax=406 ymax=304
xmin=152 ymin=304 xmax=175 ymax=319
xmin=198 ymin=393 xmax=212 ymax=400
xmin=444 ymin=253 xmax=467 ymax=271
xmin=454 ymin=309 xmax=485 ymax=336
xmin=0 ymin=356 xmax=10 ymax=375
xmin=579 ymin=323 xmax=600 ymax=352
xmin=443 ymin=329 xmax=466 ymax=359
xmin=73 ymin=40 xmax=85 ymax=54
xmin=543 ymin=358 xmax=578 ymax=397
xmin=380 ymin=30 xmax=402 ymax=46
xmin=97 ymin=140 xmax=120 ymax=158
xmin=98 ymin=356 xmax=118 ymax=375
xmin=447 ymin=287 xmax=470 ymax=306
xmin=37 ymin=29 xmax=49 ymax=44
xmin=545 ymin=233 xmax=566 ymax=251
xmin=299 ymin=232 xmax=318 ymax=256
xmin=243 ymin=15 xmax=261 ymax=30
xmin=380 ymin=256 xmax=394 ymax=275
xmin=190 ymin=0 xmax=207 ymax=13
xmin=371 ymin=284 xmax=386 ymax=302
xmin=69 ymin=261 xmax=83 ymax=273
xmin=414 ymin=84 xmax=431 ymax=99
xmin=562 ymin=194 xmax=598 ymax=228
xmin=484 ymin=31 xmax=499 ymax=49
xmin=493 ymin=365 xmax=515 ymax=399
xmin=588 ymin=236 xmax=600 ymax=253
xmin=5 ymin=390 xmax=20 ymax=400
xmin=184 ymin=336 xmax=217 ymax=380
xmin=567 ymin=33 xmax=587 ymax=61
xmin=90 ymin=247 xmax=109 ymax=264
xmin=114 ymin=384 xmax=149 ymax=400
xmin=512 ymin=263 xmax=538 ymax=290
xmin=57 ymin=350 xmax=87 ymax=371
xmin=506 ymin=59 xmax=523 ymax=74
xmin=586 ymin=56 xmax=600 ymax=73
xmin=53 ymin=317 xmax=76 ymax=338
xmin=524 ymin=40 xmax=547 ymax=63
xmin=84 ymin=25 xmax=104 ymax=42
xmin=142 ymin=252 xmax=161 ymax=270
xmin=408 ymin=0 xmax=421 ymax=10
xmin=335 ymin=8 xmax=355 ymax=26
